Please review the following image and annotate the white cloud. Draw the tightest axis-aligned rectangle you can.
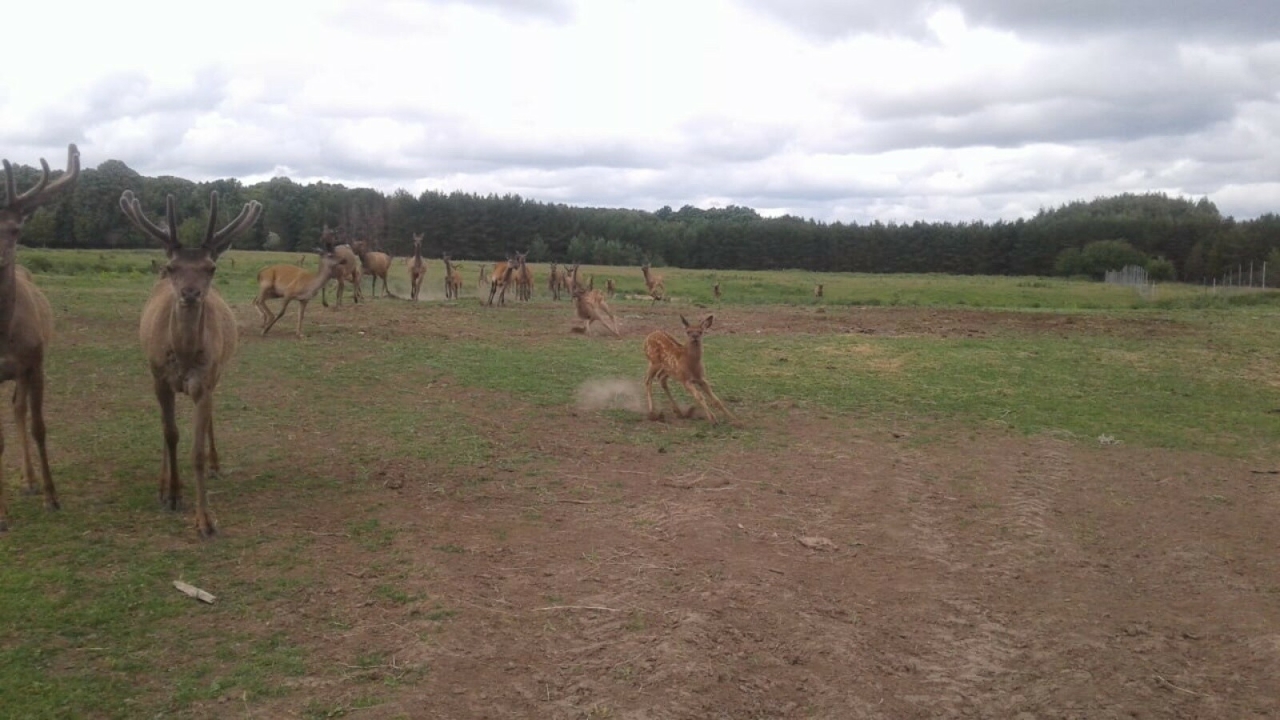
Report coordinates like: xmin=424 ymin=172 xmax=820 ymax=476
xmin=1 ymin=0 xmax=1276 ymax=225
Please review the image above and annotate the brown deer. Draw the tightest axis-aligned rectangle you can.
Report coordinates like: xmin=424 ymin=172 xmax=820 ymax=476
xmin=442 ymin=254 xmax=463 ymax=300
xmin=352 ymin=239 xmax=392 ymax=298
xmin=567 ymin=264 xmax=620 ymax=337
xmin=0 ymin=144 xmax=80 ymax=531
xmin=120 ymin=189 xmax=262 ymax=538
xmin=254 ymin=244 xmax=344 ymax=337
xmin=605 ymin=278 xmax=616 ymax=299
xmin=512 ymin=254 xmax=534 ymax=301
xmin=320 ymin=227 xmax=363 ymax=307
xmin=640 ymin=263 xmax=665 ymax=305
xmin=643 ymin=314 xmax=736 ymax=425
xmin=477 ymin=263 xmax=488 ymax=293
xmin=486 ymin=252 xmax=526 ymax=306
xmin=548 ymin=262 xmax=569 ymax=301
xmin=814 ymin=283 xmax=824 ymax=298
xmin=408 ymin=233 xmax=427 ymax=301
xmin=713 ymin=282 xmax=721 ymax=301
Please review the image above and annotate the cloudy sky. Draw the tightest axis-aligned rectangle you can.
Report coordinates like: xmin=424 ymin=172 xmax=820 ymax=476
xmin=3 ymin=0 xmax=1277 ymax=223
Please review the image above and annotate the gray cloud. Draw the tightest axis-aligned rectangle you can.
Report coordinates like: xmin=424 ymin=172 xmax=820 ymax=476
xmin=739 ymin=0 xmax=1280 ymax=41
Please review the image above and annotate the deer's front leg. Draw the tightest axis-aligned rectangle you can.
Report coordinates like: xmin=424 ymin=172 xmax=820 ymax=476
xmin=191 ymin=390 xmax=217 ymax=539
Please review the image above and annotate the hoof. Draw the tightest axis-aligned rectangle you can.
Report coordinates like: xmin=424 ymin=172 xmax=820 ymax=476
xmin=46 ymin=497 xmax=61 ymax=511
xmin=648 ymin=411 xmax=666 ymax=422
xmin=197 ymin=525 xmax=218 ymax=540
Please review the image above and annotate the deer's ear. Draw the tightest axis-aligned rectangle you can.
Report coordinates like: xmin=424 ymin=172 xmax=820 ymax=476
xmin=703 ymin=315 xmax=714 ymax=329
xmin=680 ymin=315 xmax=690 ymax=327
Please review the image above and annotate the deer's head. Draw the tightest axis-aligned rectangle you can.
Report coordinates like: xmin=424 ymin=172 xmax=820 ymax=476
xmin=120 ymin=190 xmax=261 ymax=309
xmin=1 ymin=144 xmax=80 ymax=254
xmin=412 ymin=233 xmax=423 ymax=251
xmin=680 ymin=314 xmax=714 ymax=346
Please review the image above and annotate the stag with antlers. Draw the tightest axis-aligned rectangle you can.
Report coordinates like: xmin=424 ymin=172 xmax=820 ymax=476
xmin=408 ymin=233 xmax=427 ymax=301
xmin=120 ymin=189 xmax=261 ymax=538
xmin=0 ymin=145 xmax=80 ymax=530
xmin=643 ymin=314 xmax=737 ymax=425
xmin=640 ymin=263 xmax=665 ymax=305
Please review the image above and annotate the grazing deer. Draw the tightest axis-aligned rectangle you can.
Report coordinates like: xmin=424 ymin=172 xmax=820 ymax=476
xmin=567 ymin=265 xmax=620 ymax=337
xmin=643 ymin=314 xmax=736 ymax=425
xmin=486 ymin=252 xmax=526 ymax=306
xmin=320 ymin=227 xmax=363 ymax=307
xmin=814 ymin=283 xmax=824 ymax=298
xmin=442 ymin=254 xmax=464 ymax=300
xmin=605 ymin=278 xmax=616 ymax=299
xmin=120 ymin=189 xmax=262 ymax=538
xmin=640 ymin=263 xmax=665 ymax=305
xmin=713 ymin=282 xmax=721 ymax=301
xmin=0 ymin=144 xmax=80 ymax=531
xmin=408 ymin=233 xmax=427 ymax=301
xmin=254 ymin=243 xmax=344 ymax=337
xmin=352 ymin=239 xmax=392 ymax=298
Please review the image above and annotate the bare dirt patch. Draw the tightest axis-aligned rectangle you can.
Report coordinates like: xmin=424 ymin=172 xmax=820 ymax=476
xmin=188 ymin=398 xmax=1279 ymax=719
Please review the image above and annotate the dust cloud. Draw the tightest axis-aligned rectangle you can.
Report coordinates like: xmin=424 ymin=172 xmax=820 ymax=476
xmin=575 ymin=378 xmax=647 ymax=413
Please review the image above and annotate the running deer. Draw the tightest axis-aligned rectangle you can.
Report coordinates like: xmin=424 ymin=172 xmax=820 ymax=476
xmin=254 ymin=243 xmax=344 ymax=337
xmin=486 ymin=252 xmax=526 ymax=306
xmin=442 ymin=254 xmax=463 ymax=300
xmin=0 ymin=144 xmax=80 ymax=531
xmin=121 ymin=189 xmax=262 ymax=538
xmin=352 ymin=239 xmax=392 ymax=298
xmin=408 ymin=233 xmax=427 ymax=301
xmin=640 ymin=263 xmax=665 ymax=305
xmin=567 ymin=264 xmax=620 ymax=337
xmin=643 ymin=314 xmax=737 ymax=425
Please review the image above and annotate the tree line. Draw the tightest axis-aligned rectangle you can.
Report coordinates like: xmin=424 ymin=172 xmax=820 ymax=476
xmin=12 ymin=157 xmax=1279 ymax=282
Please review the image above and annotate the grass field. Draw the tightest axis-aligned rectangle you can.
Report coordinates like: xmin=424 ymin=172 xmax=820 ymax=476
xmin=2 ymin=248 xmax=1279 ymax=718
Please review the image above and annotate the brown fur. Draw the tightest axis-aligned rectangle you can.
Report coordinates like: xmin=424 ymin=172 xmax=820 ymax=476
xmin=642 ymin=314 xmax=736 ymax=425
xmin=814 ymin=283 xmax=824 ymax=298
xmin=254 ymin=247 xmax=343 ymax=337
xmin=320 ymin=227 xmax=363 ymax=307
xmin=713 ymin=282 xmax=721 ymax=301
xmin=486 ymin=252 xmax=526 ymax=306
xmin=548 ymin=262 xmax=570 ymax=301
xmin=443 ymin=254 xmax=464 ymax=300
xmin=352 ymin=240 xmax=393 ymax=298
xmin=122 ymin=189 xmax=262 ymax=538
xmin=606 ymin=278 xmax=616 ymax=298
xmin=641 ymin=263 xmax=665 ymax=305
xmin=0 ymin=144 xmax=79 ymax=530
xmin=567 ymin=264 xmax=620 ymax=337
xmin=408 ymin=233 xmax=427 ymax=301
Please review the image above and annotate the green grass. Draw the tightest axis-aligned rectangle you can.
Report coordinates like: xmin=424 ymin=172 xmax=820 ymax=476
xmin=2 ymin=248 xmax=1280 ymax=716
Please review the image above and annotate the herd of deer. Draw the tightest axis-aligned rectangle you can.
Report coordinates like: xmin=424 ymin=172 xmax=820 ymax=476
xmin=0 ymin=144 xmax=744 ymax=538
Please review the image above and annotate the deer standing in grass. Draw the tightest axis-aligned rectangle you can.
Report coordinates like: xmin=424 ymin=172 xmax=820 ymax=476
xmin=567 ymin=264 xmax=620 ymax=337
xmin=605 ymin=278 xmax=616 ymax=299
xmin=512 ymin=254 xmax=534 ymax=301
xmin=548 ymin=262 xmax=569 ymax=301
xmin=121 ymin=189 xmax=262 ymax=538
xmin=320 ymin=227 xmax=363 ymax=307
xmin=442 ymin=254 xmax=463 ymax=300
xmin=408 ymin=233 xmax=427 ymax=301
xmin=253 ymin=243 xmax=344 ymax=338
xmin=640 ymin=263 xmax=665 ymax=305
xmin=643 ymin=314 xmax=736 ymax=425
xmin=713 ymin=282 xmax=721 ymax=301
xmin=352 ymin=239 xmax=392 ymax=298
xmin=814 ymin=283 xmax=824 ymax=298
xmin=0 ymin=144 xmax=79 ymax=531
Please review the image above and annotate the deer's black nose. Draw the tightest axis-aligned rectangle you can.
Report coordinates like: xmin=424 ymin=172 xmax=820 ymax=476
xmin=180 ymin=287 xmax=202 ymax=305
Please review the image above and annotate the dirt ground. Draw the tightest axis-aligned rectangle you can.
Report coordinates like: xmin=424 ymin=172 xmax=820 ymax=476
xmin=178 ymin=304 xmax=1278 ymax=718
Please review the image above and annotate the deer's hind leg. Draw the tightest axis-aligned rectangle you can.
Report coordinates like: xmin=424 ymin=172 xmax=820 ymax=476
xmin=644 ymin=367 xmax=666 ymax=422
xmin=15 ymin=372 xmax=58 ymax=510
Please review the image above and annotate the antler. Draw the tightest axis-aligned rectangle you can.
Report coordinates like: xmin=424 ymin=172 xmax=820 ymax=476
xmin=202 ymin=190 xmax=262 ymax=255
xmin=3 ymin=144 xmax=81 ymax=216
xmin=119 ymin=190 xmax=181 ymax=253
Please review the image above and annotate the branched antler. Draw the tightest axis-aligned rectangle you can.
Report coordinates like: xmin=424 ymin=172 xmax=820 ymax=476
xmin=3 ymin=144 xmax=81 ymax=217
